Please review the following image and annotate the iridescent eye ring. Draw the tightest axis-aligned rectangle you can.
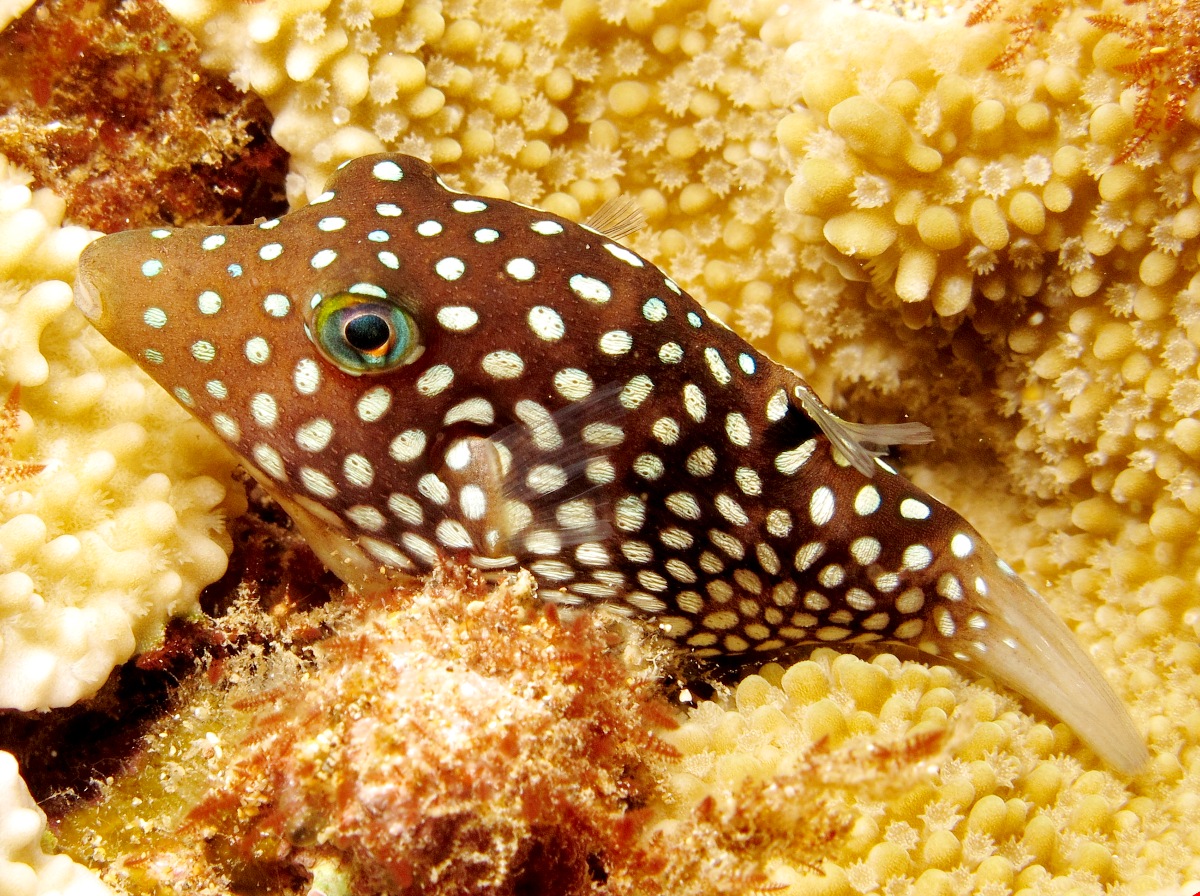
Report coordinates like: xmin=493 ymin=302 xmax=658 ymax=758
xmin=308 ymin=292 xmax=422 ymax=374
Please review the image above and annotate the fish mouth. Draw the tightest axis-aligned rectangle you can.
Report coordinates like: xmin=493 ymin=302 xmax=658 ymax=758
xmin=73 ymin=263 xmax=103 ymax=322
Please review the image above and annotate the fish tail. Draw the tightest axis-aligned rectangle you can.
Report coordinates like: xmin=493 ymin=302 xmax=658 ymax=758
xmin=927 ymin=550 xmax=1148 ymax=775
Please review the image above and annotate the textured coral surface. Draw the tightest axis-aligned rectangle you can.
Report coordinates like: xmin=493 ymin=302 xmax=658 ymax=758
xmin=49 ymin=569 xmax=661 ymax=894
xmin=0 ymin=153 xmax=245 ymax=711
xmin=3 ymin=0 xmax=1200 ymax=890
xmin=0 ymin=750 xmax=110 ymax=895
xmin=52 ymin=568 xmax=947 ymax=895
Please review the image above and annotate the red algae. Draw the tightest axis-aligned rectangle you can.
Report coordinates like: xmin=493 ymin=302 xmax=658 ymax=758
xmin=969 ymin=0 xmax=1200 ymax=160
xmin=183 ymin=567 xmax=678 ymax=895
xmin=48 ymin=561 xmax=947 ymax=895
xmin=0 ymin=386 xmax=45 ymax=487
xmin=52 ymin=567 xmax=680 ymax=894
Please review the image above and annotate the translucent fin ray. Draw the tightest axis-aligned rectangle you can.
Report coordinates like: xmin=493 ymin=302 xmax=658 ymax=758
xmin=436 ymin=435 xmax=520 ymax=566
xmin=793 ymin=383 xmax=933 ymax=478
xmin=929 ymin=552 xmax=1148 ymax=775
xmin=582 ymin=196 xmax=647 ymax=242
xmin=449 ymin=386 xmax=627 ymax=561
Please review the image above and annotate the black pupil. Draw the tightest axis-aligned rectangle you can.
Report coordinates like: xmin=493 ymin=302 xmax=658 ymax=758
xmin=344 ymin=312 xmax=392 ymax=351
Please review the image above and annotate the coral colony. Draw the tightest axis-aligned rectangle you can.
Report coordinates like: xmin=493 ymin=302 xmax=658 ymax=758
xmin=2 ymin=0 xmax=1200 ymax=892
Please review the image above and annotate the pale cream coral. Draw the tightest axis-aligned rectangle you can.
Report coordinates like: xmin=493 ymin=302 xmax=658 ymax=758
xmin=0 ymin=0 xmax=34 ymax=32
xmin=0 ymin=751 xmax=113 ymax=896
xmin=760 ymin=0 xmax=1200 ymax=874
xmin=771 ymin=0 xmax=1200 ymax=503
xmin=666 ymin=644 xmax=1194 ymax=894
xmin=0 ymin=155 xmax=245 ymax=710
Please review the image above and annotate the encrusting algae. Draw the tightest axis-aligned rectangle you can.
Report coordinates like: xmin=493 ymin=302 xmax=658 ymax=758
xmin=50 ymin=567 xmax=947 ymax=895
xmin=0 ymin=0 xmax=289 ymax=232
xmin=3 ymin=0 xmax=1200 ymax=892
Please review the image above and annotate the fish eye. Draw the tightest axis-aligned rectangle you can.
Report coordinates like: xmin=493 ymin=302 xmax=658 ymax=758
xmin=309 ymin=292 xmax=421 ymax=374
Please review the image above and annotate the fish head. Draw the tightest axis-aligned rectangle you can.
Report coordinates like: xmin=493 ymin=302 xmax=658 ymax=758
xmin=71 ymin=154 xmax=681 ymax=580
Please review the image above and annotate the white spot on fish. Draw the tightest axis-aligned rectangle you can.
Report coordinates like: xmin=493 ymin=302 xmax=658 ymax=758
xmin=373 ymin=159 xmax=404 ymax=181
xmin=437 ymin=306 xmax=479 ymax=331
xmin=198 ymin=291 xmax=222 ymax=315
xmin=809 ymin=487 xmax=835 ymax=526
xmin=311 ymin=249 xmax=337 ymax=269
xmin=294 ymin=358 xmax=321 ymax=395
xmin=435 ymin=257 xmax=465 ymax=281
xmin=569 ymin=273 xmax=612 ymax=304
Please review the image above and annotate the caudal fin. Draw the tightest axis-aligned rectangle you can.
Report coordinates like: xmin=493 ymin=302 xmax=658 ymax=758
xmin=920 ymin=549 xmax=1148 ymax=775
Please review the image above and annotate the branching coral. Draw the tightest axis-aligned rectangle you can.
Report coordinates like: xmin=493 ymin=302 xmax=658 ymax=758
xmin=973 ymin=0 xmax=1200 ymax=162
xmin=0 ymin=153 xmax=246 ymax=709
xmin=1086 ymin=0 xmax=1200 ymax=161
xmin=772 ymin=0 xmax=1200 ymax=511
xmin=764 ymin=10 xmax=1200 ymax=884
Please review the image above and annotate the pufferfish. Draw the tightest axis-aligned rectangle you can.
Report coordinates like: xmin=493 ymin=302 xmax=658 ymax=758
xmin=73 ymin=153 xmax=1147 ymax=774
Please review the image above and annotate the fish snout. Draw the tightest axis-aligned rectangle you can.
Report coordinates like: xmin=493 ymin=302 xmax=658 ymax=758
xmin=73 ymin=242 xmax=107 ymax=323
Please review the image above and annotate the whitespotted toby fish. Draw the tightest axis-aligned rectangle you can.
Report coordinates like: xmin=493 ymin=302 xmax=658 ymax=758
xmin=74 ymin=154 xmax=1147 ymax=773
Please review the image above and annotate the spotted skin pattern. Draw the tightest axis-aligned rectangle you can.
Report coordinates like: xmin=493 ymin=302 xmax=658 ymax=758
xmin=74 ymin=154 xmax=1146 ymax=773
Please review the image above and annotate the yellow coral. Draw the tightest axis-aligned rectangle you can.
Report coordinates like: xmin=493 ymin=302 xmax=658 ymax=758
xmin=0 ymin=0 xmax=34 ymax=32
xmin=0 ymin=155 xmax=245 ymax=709
xmin=665 ymin=648 xmax=1191 ymax=893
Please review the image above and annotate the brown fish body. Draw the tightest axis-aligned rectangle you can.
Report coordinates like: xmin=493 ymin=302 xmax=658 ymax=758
xmin=74 ymin=154 xmax=1147 ymax=773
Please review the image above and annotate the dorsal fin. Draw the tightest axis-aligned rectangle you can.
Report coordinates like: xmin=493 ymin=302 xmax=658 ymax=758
xmin=582 ymin=196 xmax=646 ymax=242
xmin=793 ymin=382 xmax=933 ymax=478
